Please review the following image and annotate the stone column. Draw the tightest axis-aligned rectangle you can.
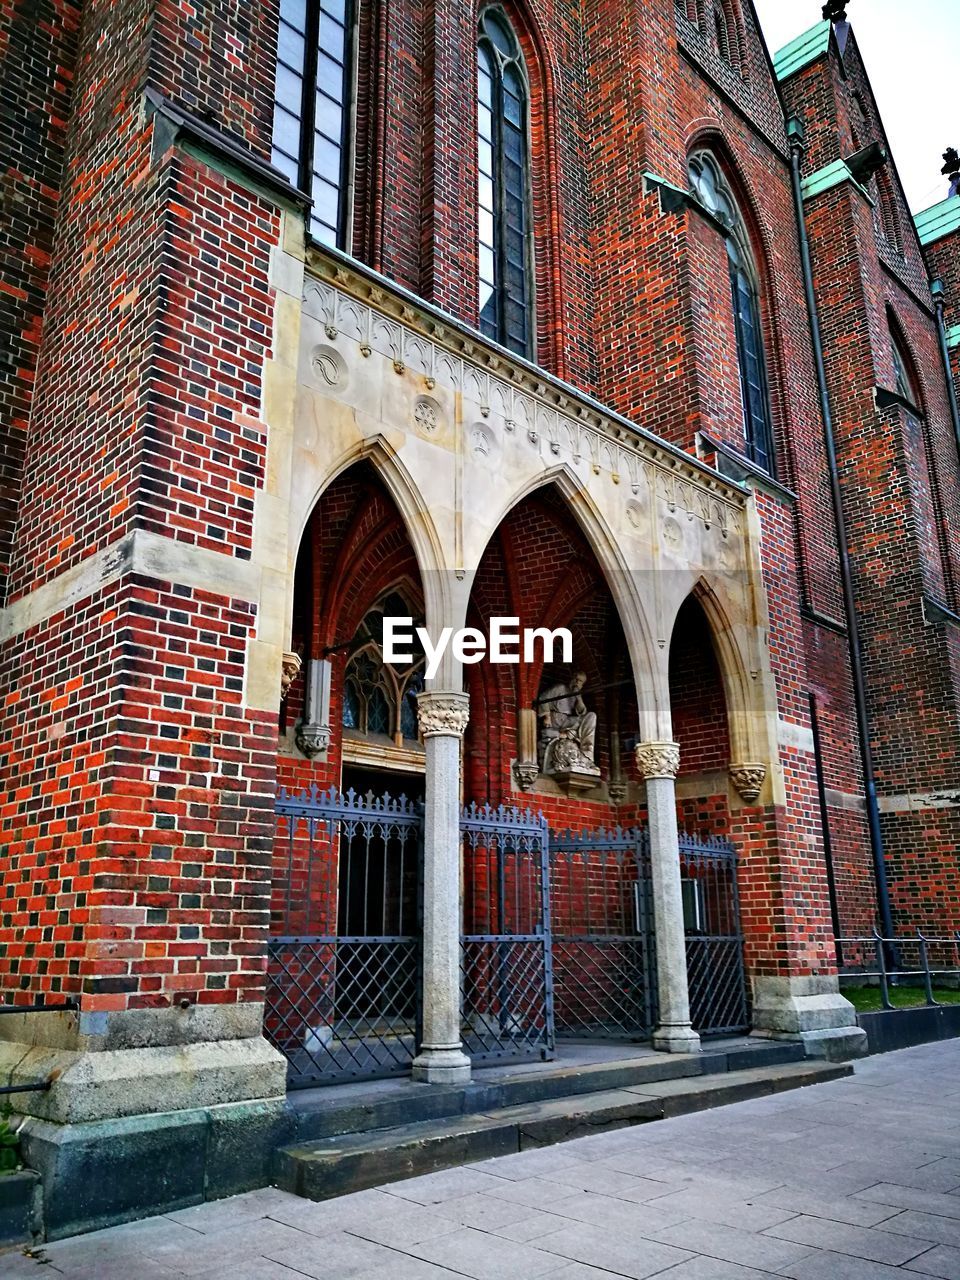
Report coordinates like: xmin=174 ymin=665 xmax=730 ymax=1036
xmin=412 ymin=691 xmax=472 ymax=1084
xmin=636 ymin=741 xmax=701 ymax=1054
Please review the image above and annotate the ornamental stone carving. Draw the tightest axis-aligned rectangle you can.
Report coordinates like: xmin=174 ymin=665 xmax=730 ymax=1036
xmin=729 ymin=763 xmax=767 ymax=804
xmin=512 ymin=759 xmax=540 ymax=792
xmin=635 ymin=741 xmax=681 ymax=780
xmin=417 ymin=692 xmax=470 ymax=738
xmin=280 ymin=651 xmax=302 ymax=701
xmin=537 ymin=673 xmax=600 ymax=777
xmin=296 ymin=722 xmax=331 ymax=758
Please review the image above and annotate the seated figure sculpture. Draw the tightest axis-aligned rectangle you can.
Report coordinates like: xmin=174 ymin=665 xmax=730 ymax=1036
xmin=537 ymin=672 xmax=600 ymax=777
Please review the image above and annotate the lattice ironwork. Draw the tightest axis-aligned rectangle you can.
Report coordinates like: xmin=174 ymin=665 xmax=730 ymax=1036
xmin=550 ymin=827 xmax=655 ymax=1040
xmin=678 ymin=832 xmax=749 ymax=1035
xmin=460 ymin=803 xmax=554 ymax=1062
xmin=266 ymin=785 xmax=422 ymax=1087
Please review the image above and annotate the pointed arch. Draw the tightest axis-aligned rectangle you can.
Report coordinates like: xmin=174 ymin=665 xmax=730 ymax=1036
xmin=467 ymin=463 xmax=663 ymax=740
xmin=291 ymin=435 xmax=451 ymax=647
xmin=666 ymin=576 xmax=757 ymax=768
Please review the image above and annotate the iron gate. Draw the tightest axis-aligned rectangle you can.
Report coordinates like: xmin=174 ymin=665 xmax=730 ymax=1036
xmin=460 ymin=804 xmax=555 ymax=1063
xmin=550 ymin=826 xmax=655 ymax=1039
xmin=266 ymin=785 xmax=422 ymax=1087
xmin=680 ymin=833 xmax=750 ymax=1035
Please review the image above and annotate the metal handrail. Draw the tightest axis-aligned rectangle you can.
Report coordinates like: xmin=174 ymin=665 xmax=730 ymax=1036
xmin=0 ymin=998 xmax=78 ymax=1096
xmin=837 ymin=930 xmax=960 ymax=1011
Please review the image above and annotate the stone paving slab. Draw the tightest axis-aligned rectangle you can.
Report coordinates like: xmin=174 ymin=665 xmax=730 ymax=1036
xmin=7 ymin=1039 xmax=960 ymax=1280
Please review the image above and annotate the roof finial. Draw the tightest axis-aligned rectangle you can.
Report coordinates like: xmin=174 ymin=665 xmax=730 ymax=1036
xmin=942 ymin=147 xmax=960 ymax=198
xmin=822 ymin=1 xmax=848 ymax=21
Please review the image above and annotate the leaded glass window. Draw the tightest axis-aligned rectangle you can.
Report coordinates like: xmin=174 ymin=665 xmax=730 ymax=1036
xmin=341 ymin=596 xmax=427 ymax=744
xmin=689 ymin=152 xmax=774 ymax=474
xmin=477 ymin=8 xmax=533 ymax=358
xmin=271 ymin=0 xmax=353 ymax=247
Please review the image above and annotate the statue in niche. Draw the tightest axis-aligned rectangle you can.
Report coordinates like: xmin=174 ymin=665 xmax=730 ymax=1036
xmin=537 ymin=672 xmax=601 ymax=778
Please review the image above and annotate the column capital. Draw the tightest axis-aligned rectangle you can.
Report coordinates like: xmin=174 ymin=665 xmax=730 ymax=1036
xmin=417 ymin=691 xmax=470 ymax=738
xmin=635 ymin=740 xmax=680 ymax=780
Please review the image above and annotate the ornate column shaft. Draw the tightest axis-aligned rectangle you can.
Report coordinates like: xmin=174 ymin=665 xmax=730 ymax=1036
xmin=412 ymin=691 xmax=472 ymax=1084
xmin=636 ymin=741 xmax=701 ymax=1055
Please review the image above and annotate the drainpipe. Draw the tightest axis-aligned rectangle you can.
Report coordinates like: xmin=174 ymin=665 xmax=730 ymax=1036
xmin=931 ymin=277 xmax=960 ymax=466
xmin=786 ymin=116 xmax=896 ymax=945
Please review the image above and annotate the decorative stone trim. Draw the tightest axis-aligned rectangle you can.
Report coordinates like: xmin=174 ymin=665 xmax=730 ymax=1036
xmin=417 ymin=692 xmax=470 ymax=738
xmin=280 ymin=651 xmax=302 ymax=701
xmin=296 ymin=723 xmax=331 ymax=757
xmin=729 ymin=762 xmax=767 ymax=804
xmin=512 ymin=759 xmax=539 ymax=791
xmin=635 ymin=741 xmax=680 ymax=780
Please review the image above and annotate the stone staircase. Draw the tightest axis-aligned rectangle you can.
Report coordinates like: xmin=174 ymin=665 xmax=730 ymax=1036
xmin=275 ymin=1041 xmax=850 ymax=1202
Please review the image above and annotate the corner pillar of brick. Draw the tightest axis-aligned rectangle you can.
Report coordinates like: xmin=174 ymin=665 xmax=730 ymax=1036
xmin=635 ymin=741 xmax=701 ymax=1055
xmin=412 ymin=690 xmax=472 ymax=1084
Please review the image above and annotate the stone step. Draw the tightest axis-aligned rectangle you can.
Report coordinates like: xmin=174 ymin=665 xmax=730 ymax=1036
xmin=275 ymin=1057 xmax=850 ymax=1202
xmin=287 ymin=1039 xmax=806 ymax=1144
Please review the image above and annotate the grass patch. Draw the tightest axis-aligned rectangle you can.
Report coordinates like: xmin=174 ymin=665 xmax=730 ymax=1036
xmin=844 ymin=984 xmax=960 ymax=1013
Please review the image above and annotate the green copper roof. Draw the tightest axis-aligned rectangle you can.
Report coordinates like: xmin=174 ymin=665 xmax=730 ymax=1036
xmin=915 ymin=196 xmax=960 ymax=247
xmin=801 ymin=159 xmax=872 ymax=205
xmin=947 ymin=325 xmax=960 ymax=351
xmin=773 ymin=20 xmax=831 ymax=82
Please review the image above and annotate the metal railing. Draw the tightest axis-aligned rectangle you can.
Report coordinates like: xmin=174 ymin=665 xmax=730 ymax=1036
xmin=838 ymin=931 xmax=960 ymax=1010
xmin=0 ymin=1000 xmax=78 ymax=1096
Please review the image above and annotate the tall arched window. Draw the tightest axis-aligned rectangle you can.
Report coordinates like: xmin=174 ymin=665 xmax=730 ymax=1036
xmin=689 ymin=152 xmax=774 ymax=473
xmin=271 ymin=0 xmax=354 ymax=247
xmin=891 ymin=324 xmax=922 ymax=412
xmin=477 ymin=7 xmax=534 ymax=358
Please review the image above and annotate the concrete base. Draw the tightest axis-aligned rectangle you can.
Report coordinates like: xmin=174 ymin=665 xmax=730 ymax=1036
xmin=411 ymin=1045 xmax=472 ymax=1085
xmin=751 ymin=975 xmax=868 ymax=1061
xmin=653 ymin=1024 xmax=702 ymax=1055
xmin=0 ymin=1035 xmax=287 ymax=1124
xmin=18 ymin=1096 xmax=292 ymax=1241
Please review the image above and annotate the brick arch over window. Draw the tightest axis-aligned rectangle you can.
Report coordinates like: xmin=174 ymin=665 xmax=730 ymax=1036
xmin=477 ymin=0 xmax=566 ymax=377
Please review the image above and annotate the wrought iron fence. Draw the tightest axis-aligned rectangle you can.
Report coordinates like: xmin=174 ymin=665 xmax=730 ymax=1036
xmin=266 ymin=785 xmax=422 ymax=1087
xmin=838 ymin=930 xmax=960 ymax=1009
xmin=460 ymin=803 xmax=554 ymax=1063
xmin=678 ymin=833 xmax=750 ymax=1036
xmin=550 ymin=826 xmax=655 ymax=1040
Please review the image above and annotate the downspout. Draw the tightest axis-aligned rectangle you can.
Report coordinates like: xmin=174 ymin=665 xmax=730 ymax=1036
xmin=786 ymin=116 xmax=896 ymax=944
xmin=931 ymin=278 xmax=960 ymax=465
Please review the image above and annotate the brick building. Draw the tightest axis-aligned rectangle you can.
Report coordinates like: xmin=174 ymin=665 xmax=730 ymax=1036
xmin=1 ymin=0 xmax=959 ymax=1237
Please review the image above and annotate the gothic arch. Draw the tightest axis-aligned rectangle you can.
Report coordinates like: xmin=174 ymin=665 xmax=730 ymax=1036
xmin=664 ymin=575 xmax=761 ymax=768
xmin=289 ymin=436 xmax=451 ymax=652
xmin=467 ymin=463 xmax=664 ymax=739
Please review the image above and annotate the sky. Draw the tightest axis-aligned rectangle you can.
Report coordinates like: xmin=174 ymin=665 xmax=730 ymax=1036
xmin=752 ymin=0 xmax=958 ymax=213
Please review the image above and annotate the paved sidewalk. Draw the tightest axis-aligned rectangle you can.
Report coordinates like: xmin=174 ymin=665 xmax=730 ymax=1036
xmin=8 ymin=1040 xmax=960 ymax=1280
